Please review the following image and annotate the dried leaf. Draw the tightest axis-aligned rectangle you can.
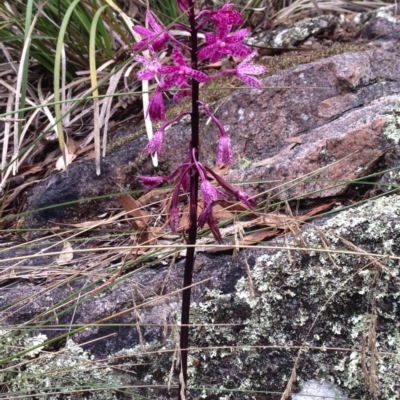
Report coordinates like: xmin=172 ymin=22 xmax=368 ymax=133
xmin=138 ymin=187 xmax=170 ymax=205
xmin=118 ymin=194 xmax=150 ymax=229
xmin=239 ymin=228 xmax=280 ymax=245
xmin=56 ymin=242 xmax=74 ymax=265
xmin=55 ymin=148 xmax=76 ymax=171
xmin=212 ymin=203 xmax=235 ymax=221
xmin=300 ymin=202 xmax=335 ymax=219
xmin=177 ymin=202 xmax=203 ymax=232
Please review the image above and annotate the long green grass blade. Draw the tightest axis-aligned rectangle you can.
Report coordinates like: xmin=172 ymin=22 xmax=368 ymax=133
xmin=90 ymin=4 xmax=109 ymax=175
xmin=53 ymin=0 xmax=81 ymax=164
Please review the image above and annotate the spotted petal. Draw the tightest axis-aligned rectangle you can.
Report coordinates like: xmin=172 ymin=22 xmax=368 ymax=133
xmin=237 ymin=73 xmax=262 ymax=89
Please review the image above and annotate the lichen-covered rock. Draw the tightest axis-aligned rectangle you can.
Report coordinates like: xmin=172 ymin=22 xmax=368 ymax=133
xmin=2 ymin=194 xmax=400 ymax=399
xmin=162 ymin=194 xmax=400 ymax=400
xmin=0 ymin=333 xmax=126 ymax=399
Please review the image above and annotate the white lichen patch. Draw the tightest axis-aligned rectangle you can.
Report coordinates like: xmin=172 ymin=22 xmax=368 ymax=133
xmin=0 ymin=335 xmax=125 ymax=399
xmin=376 ymin=8 xmax=400 ymax=24
xmin=292 ymin=379 xmax=346 ymax=400
xmin=24 ymin=334 xmax=48 ymax=357
xmin=383 ymin=102 xmax=400 ymax=144
xmin=250 ymin=16 xmax=334 ymax=48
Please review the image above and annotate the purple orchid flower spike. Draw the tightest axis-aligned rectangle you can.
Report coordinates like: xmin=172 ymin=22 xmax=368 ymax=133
xmin=234 ymin=51 xmax=266 ymax=89
xmin=160 ymin=48 xmax=210 ymax=89
xmin=134 ymin=48 xmax=162 ymax=80
xmin=131 ymin=3 xmax=266 ymax=397
xmin=198 ymin=25 xmax=251 ymax=63
xmin=133 ymin=11 xmax=171 ymax=52
xmin=198 ymin=100 xmax=234 ymax=165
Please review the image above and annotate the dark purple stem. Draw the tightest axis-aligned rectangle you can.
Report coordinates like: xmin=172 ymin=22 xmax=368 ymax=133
xmin=178 ymin=1 xmax=199 ymax=398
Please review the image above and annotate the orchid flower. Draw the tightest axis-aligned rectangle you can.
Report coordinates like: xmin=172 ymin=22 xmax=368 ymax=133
xmin=133 ymin=12 xmax=171 ymax=52
xmin=147 ymin=89 xmax=165 ymax=122
xmin=160 ymin=48 xmax=210 ymax=89
xmin=197 ymin=3 xmax=243 ymax=27
xmin=134 ymin=48 xmax=162 ymax=80
xmin=198 ymin=26 xmax=251 ymax=63
xmin=234 ymin=51 xmax=267 ymax=89
xmin=145 ymin=112 xmax=191 ymax=157
xmin=131 ymin=3 xmax=267 ymax=396
xmin=198 ymin=101 xmax=234 ymax=165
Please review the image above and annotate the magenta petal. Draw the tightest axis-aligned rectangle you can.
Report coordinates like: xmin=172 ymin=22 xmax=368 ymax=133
xmin=199 ymin=205 xmax=222 ymax=243
xmin=173 ymin=89 xmax=191 ymax=103
xmin=237 ymin=73 xmax=262 ymax=89
xmin=159 ymin=66 xmax=178 ymax=74
xmin=207 ymin=214 xmax=223 ymax=244
xmin=134 ymin=54 xmax=151 ymax=64
xmin=198 ymin=44 xmax=218 ymax=61
xmin=201 ymin=180 xmax=226 ymax=206
xmin=138 ymin=175 xmax=166 ymax=193
xmin=204 ymin=32 xmax=217 ymax=45
xmin=187 ymin=69 xmax=210 ymax=83
xmin=226 ymin=43 xmax=252 ymax=58
xmin=132 ymin=26 xmax=153 ymax=37
xmin=172 ymin=48 xmax=186 ymax=66
xmin=133 ymin=41 xmax=149 ymax=52
xmin=225 ymin=28 xmax=249 ymax=43
xmin=198 ymin=204 xmax=212 ymax=228
xmin=152 ymin=35 xmax=169 ymax=51
xmin=161 ymin=73 xmax=180 ymax=90
xmin=236 ymin=190 xmax=256 ymax=209
xmin=216 ymin=23 xmax=230 ymax=41
xmin=138 ymin=175 xmax=164 ymax=186
xmin=177 ymin=0 xmax=189 ymax=12
xmin=145 ymin=128 xmax=164 ymax=156
xmin=221 ymin=3 xmax=235 ymax=11
xmin=217 ymin=135 xmax=234 ymax=165
xmin=146 ymin=11 xmax=162 ymax=33
xmin=209 ymin=51 xmax=222 ymax=63
xmin=238 ymin=64 xmax=266 ymax=75
xmin=148 ymin=91 xmax=165 ymax=122
xmin=137 ymin=69 xmax=156 ymax=80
